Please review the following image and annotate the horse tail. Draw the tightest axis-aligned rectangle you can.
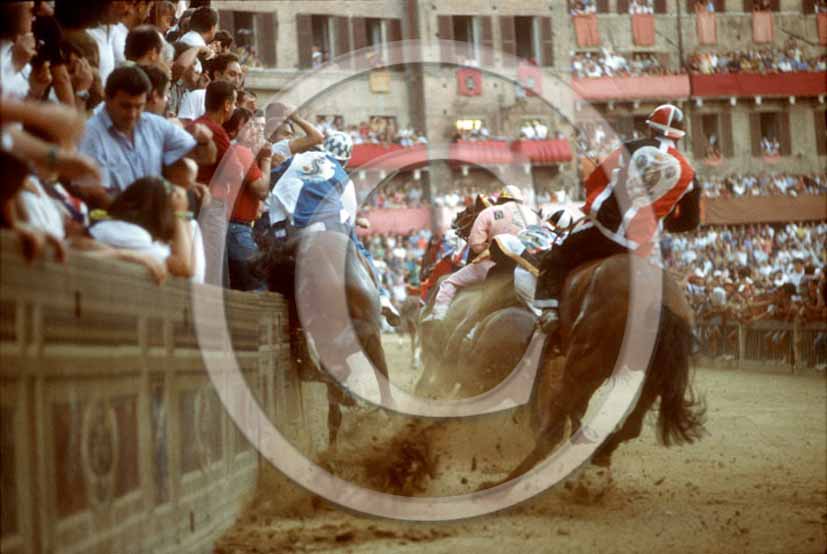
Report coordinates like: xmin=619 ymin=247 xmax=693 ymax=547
xmin=651 ymin=305 xmax=707 ymax=446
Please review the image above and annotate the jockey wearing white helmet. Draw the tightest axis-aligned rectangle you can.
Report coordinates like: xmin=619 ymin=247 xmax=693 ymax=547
xmin=534 ymin=102 xmax=700 ymax=336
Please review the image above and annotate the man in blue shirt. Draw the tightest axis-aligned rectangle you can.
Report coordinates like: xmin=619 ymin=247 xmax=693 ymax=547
xmin=78 ymin=65 xmax=216 ymax=205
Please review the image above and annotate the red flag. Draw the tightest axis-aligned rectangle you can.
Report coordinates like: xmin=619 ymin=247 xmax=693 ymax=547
xmin=696 ymin=12 xmax=717 ymax=45
xmin=818 ymin=13 xmax=827 ymax=46
xmin=632 ymin=14 xmax=655 ymax=47
xmin=457 ymin=68 xmax=482 ymax=96
xmin=574 ymin=14 xmax=600 ymax=47
xmin=752 ymin=11 xmax=774 ymax=44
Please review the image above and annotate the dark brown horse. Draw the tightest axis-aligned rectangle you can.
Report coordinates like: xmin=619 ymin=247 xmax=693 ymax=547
xmin=256 ymin=232 xmax=392 ymax=446
xmin=486 ymin=254 xmax=706 ymax=485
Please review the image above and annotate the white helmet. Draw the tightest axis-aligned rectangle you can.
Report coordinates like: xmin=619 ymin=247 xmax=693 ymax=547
xmin=499 ymin=185 xmax=524 ymax=203
xmin=324 ymin=131 xmax=353 ymax=166
xmin=546 ymin=208 xmax=575 ymax=231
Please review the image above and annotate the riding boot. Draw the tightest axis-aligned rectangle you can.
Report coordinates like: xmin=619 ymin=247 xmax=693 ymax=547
xmin=380 ymin=294 xmax=401 ymax=327
xmin=534 ymin=245 xmax=566 ymax=335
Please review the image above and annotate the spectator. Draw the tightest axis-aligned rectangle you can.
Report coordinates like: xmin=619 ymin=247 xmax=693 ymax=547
xmin=88 ymin=176 xmax=202 ymax=283
xmin=0 ymin=1 xmax=37 ymax=99
xmin=223 ymin=107 xmax=273 ymax=291
xmin=78 ymin=65 xmax=215 ymax=199
xmin=178 ymin=52 xmax=243 ymax=122
xmin=149 ymin=1 xmax=178 ymax=36
xmin=124 ymin=25 xmax=165 ymax=67
xmin=138 ymin=64 xmax=171 ymax=116
xmin=237 ymin=88 xmax=257 ymax=111
xmin=86 ymin=1 xmax=126 ymax=85
xmin=179 ymin=6 xmax=217 ymax=48
xmin=112 ymin=0 xmax=154 ymax=66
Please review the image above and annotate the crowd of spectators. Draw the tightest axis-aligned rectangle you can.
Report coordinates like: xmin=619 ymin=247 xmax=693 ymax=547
xmin=687 ymin=42 xmax=827 ymax=75
xmin=699 ymin=173 xmax=827 ymax=198
xmin=314 ymin=114 xmax=429 ymax=147
xmin=365 ymin=230 xmax=431 ymax=305
xmin=0 ymin=0 xmax=327 ymax=292
xmin=665 ymin=223 xmax=826 ymax=360
xmin=571 ymin=49 xmax=674 ymax=78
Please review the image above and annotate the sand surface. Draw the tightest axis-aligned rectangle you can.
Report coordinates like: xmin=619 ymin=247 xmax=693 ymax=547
xmin=216 ymin=334 xmax=827 ymax=554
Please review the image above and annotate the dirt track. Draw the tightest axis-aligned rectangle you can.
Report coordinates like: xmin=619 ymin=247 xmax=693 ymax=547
xmin=217 ymin=335 xmax=827 ymax=554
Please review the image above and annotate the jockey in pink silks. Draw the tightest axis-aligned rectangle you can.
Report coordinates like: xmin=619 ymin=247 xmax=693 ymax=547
xmin=426 ymin=185 xmax=538 ymax=321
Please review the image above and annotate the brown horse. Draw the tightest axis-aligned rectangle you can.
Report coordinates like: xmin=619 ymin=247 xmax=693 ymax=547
xmin=256 ymin=232 xmax=392 ymax=446
xmin=484 ymin=253 xmax=706 ymax=485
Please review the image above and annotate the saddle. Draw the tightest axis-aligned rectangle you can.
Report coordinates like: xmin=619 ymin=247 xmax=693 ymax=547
xmin=488 ymin=224 xmax=559 ymax=277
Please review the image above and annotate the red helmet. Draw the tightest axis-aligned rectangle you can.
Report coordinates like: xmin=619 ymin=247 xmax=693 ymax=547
xmin=645 ymin=104 xmax=686 ymax=139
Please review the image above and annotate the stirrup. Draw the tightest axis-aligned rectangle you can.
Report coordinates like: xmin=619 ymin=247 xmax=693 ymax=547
xmin=380 ymin=297 xmax=401 ymax=327
xmin=537 ymin=309 xmax=560 ymax=334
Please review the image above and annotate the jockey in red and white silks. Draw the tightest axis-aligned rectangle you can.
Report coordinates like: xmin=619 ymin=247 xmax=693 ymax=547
xmin=535 ymin=104 xmax=701 ymax=333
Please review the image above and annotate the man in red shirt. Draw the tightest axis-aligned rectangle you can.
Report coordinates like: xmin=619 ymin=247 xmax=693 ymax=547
xmin=188 ymin=80 xmax=236 ymax=285
xmin=535 ymin=104 xmax=701 ymax=333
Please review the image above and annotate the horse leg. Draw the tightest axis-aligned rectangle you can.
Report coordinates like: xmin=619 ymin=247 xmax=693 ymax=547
xmin=326 ymin=383 xmax=343 ymax=447
xmin=591 ymin=389 xmax=657 ymax=468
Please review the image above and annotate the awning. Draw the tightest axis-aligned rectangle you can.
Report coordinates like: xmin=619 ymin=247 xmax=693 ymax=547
xmin=449 ymin=140 xmax=513 ymax=167
xmin=571 ymin=75 xmax=691 ymax=101
xmin=511 ymin=139 xmax=573 ymax=165
xmin=348 ymin=143 xmax=428 ymax=170
xmin=691 ymin=72 xmax=827 ymax=98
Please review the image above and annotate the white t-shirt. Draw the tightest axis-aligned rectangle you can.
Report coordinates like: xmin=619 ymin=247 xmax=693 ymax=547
xmin=111 ymin=22 xmax=129 ymax=66
xmin=88 ymin=26 xmax=117 ymax=85
xmin=179 ymin=31 xmax=207 ymax=48
xmin=188 ymin=220 xmax=205 ymax=284
xmin=0 ymin=40 xmax=31 ymax=99
xmin=19 ymin=177 xmax=66 ymax=239
xmin=90 ymin=220 xmax=171 ymax=262
xmin=177 ymin=88 xmax=206 ymax=120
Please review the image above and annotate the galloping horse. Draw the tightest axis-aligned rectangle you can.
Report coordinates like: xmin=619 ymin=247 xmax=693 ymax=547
xmin=486 ymin=253 xmax=706 ymax=484
xmin=256 ymin=232 xmax=391 ymax=446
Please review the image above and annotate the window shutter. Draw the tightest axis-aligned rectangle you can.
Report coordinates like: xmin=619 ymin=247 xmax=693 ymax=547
xmin=597 ymin=0 xmax=610 ymax=12
xmin=499 ymin=16 xmax=516 ymax=66
xmin=256 ymin=12 xmax=277 ymax=68
xmin=654 ymin=0 xmax=668 ymax=13
xmin=778 ymin=111 xmax=791 ymax=156
xmin=386 ymin=18 xmax=402 ymax=42
xmin=743 ymin=0 xmax=754 ymax=11
xmin=335 ymin=16 xmax=351 ymax=59
xmin=749 ymin=112 xmax=762 ymax=156
xmin=691 ymin=113 xmax=705 ymax=159
xmin=540 ymin=17 xmax=554 ymax=67
xmin=386 ymin=18 xmax=402 ymax=64
xmin=219 ymin=11 xmax=235 ymax=37
xmin=770 ymin=0 xmax=780 ymax=10
xmin=296 ymin=14 xmax=313 ymax=69
xmin=352 ymin=17 xmax=367 ymax=51
xmin=618 ymin=0 xmax=630 ymax=13
xmin=437 ymin=15 xmax=454 ymax=62
xmin=480 ymin=16 xmax=494 ymax=66
xmin=720 ymin=111 xmax=734 ymax=158
xmin=815 ymin=111 xmax=827 ymax=156
xmin=716 ymin=0 xmax=726 ymax=11
xmin=802 ymin=0 xmax=816 ymax=13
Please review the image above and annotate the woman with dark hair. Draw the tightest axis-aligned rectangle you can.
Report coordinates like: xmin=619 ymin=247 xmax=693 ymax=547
xmin=88 ymin=176 xmax=204 ymax=283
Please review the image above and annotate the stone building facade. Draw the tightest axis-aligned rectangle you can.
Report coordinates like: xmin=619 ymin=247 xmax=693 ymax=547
xmin=215 ymin=0 xmax=827 ymax=199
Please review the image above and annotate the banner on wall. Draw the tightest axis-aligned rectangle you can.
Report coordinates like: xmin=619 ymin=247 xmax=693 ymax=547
xmin=517 ymin=63 xmax=542 ymax=97
xmin=632 ymin=14 xmax=655 ymax=46
xmin=356 ymin=208 xmax=432 ymax=235
xmin=818 ymin=13 xmax=827 ymax=46
xmin=752 ymin=11 xmax=774 ymax=44
xmin=574 ymin=14 xmax=600 ymax=47
xmin=457 ymin=67 xmax=482 ymax=96
xmin=696 ymin=12 xmax=717 ymax=45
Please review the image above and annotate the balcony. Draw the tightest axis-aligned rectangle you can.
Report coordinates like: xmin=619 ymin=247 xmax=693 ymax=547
xmin=690 ymin=72 xmax=827 ymax=98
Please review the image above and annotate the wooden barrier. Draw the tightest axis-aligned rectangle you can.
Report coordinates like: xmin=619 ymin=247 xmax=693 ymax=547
xmin=0 ymin=232 xmax=305 ymax=554
xmin=695 ymin=319 xmax=827 ymax=372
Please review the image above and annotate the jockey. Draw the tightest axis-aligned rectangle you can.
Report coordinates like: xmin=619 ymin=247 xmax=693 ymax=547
xmin=535 ymin=103 xmax=701 ymax=334
xmin=425 ymin=185 xmax=538 ymax=322
xmin=266 ymin=131 xmax=401 ymax=325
